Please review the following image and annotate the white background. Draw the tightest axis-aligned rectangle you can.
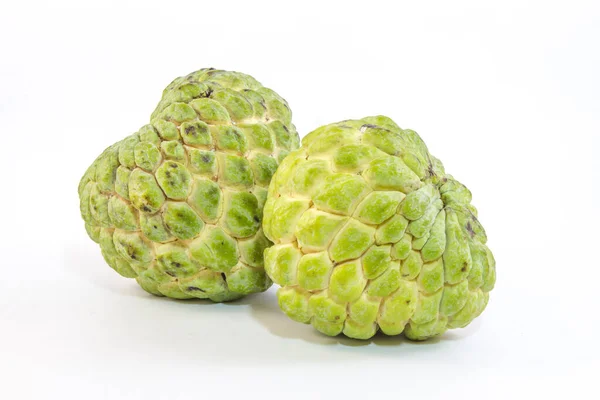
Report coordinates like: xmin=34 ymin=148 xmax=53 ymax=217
xmin=1 ymin=1 xmax=599 ymax=399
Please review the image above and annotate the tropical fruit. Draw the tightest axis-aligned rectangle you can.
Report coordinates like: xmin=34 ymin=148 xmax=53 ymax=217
xmin=262 ymin=116 xmax=495 ymax=339
xmin=79 ymin=68 xmax=299 ymax=301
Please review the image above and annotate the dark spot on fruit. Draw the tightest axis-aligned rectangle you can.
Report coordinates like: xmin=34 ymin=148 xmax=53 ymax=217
xmin=221 ymin=273 xmax=227 ymax=281
xmin=466 ymin=222 xmax=475 ymax=238
xmin=170 ymin=163 xmax=177 ymax=168
xmin=166 ymin=271 xmax=176 ymax=277
xmin=173 ymin=262 xmax=182 ymax=268
xmin=201 ymin=154 xmax=211 ymax=163
xmin=334 ymin=316 xmax=340 ymax=320
xmin=187 ymin=286 xmax=205 ymax=292
xmin=142 ymin=206 xmax=151 ymax=212
xmin=124 ymin=244 xmax=135 ymax=257
xmin=427 ymin=164 xmax=435 ymax=177
xmin=361 ymin=124 xmax=378 ymax=130
xmin=185 ymin=125 xmax=195 ymax=134
xmin=461 ymin=262 xmax=468 ymax=272
xmin=253 ymin=216 xmax=260 ymax=223
xmin=405 ymin=300 xmax=411 ymax=304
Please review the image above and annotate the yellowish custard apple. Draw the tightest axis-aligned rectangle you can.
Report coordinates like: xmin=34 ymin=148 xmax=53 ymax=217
xmin=262 ymin=116 xmax=495 ymax=339
xmin=79 ymin=69 xmax=299 ymax=301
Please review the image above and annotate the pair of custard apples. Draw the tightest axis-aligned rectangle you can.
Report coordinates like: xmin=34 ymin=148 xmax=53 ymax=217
xmin=79 ymin=68 xmax=496 ymax=340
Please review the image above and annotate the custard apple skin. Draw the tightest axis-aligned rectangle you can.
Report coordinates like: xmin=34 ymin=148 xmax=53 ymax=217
xmin=262 ymin=116 xmax=495 ymax=339
xmin=79 ymin=68 xmax=300 ymax=301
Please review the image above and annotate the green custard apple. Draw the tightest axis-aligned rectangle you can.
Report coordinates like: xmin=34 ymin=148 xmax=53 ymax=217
xmin=79 ymin=68 xmax=300 ymax=301
xmin=262 ymin=116 xmax=495 ymax=339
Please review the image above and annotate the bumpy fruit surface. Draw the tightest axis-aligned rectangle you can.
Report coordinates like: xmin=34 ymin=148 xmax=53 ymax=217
xmin=263 ymin=116 xmax=495 ymax=339
xmin=79 ymin=69 xmax=299 ymax=301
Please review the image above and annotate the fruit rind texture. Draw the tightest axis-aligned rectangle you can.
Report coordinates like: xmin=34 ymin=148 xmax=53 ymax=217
xmin=79 ymin=69 xmax=299 ymax=301
xmin=263 ymin=116 xmax=495 ymax=339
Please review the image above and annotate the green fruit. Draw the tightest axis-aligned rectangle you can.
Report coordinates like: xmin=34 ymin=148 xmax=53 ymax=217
xmin=79 ymin=68 xmax=299 ymax=301
xmin=263 ymin=116 xmax=495 ymax=339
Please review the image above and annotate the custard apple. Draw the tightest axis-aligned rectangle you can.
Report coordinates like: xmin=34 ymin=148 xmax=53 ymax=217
xmin=79 ymin=68 xmax=300 ymax=301
xmin=262 ymin=116 xmax=495 ymax=339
